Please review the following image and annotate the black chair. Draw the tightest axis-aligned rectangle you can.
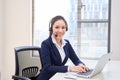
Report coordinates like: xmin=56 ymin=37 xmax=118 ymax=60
xmin=12 ymin=46 xmax=42 ymax=80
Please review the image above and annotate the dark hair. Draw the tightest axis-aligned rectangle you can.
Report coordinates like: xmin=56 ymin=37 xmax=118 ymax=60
xmin=49 ymin=15 xmax=68 ymax=36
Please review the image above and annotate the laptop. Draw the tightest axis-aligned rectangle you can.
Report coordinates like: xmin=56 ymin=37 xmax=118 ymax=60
xmin=74 ymin=53 xmax=110 ymax=78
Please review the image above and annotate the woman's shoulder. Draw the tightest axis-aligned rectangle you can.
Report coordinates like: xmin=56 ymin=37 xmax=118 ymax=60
xmin=64 ymin=39 xmax=71 ymax=45
xmin=42 ymin=36 xmax=52 ymax=44
xmin=64 ymin=39 xmax=69 ymax=42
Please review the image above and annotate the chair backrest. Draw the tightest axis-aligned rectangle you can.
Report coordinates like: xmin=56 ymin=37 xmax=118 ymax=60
xmin=14 ymin=46 xmax=42 ymax=79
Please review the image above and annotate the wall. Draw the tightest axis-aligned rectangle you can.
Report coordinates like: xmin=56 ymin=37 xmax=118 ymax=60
xmin=111 ymin=0 xmax=120 ymax=60
xmin=0 ymin=0 xmax=4 ymax=79
xmin=0 ymin=0 xmax=32 ymax=80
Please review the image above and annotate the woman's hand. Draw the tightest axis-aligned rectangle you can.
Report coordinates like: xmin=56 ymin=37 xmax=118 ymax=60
xmin=69 ymin=64 xmax=89 ymax=73
xmin=78 ymin=64 xmax=90 ymax=72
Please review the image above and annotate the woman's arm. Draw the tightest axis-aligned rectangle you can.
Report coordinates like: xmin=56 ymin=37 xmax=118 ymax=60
xmin=66 ymin=40 xmax=84 ymax=65
xmin=66 ymin=40 xmax=89 ymax=72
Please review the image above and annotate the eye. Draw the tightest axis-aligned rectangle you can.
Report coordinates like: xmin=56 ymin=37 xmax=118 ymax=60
xmin=55 ymin=26 xmax=59 ymax=29
xmin=62 ymin=26 xmax=66 ymax=29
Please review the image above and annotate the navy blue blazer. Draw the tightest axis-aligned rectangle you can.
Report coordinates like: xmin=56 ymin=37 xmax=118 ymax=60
xmin=37 ymin=36 xmax=84 ymax=80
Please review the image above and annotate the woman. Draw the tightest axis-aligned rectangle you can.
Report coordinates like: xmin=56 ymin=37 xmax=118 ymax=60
xmin=37 ymin=15 xmax=89 ymax=80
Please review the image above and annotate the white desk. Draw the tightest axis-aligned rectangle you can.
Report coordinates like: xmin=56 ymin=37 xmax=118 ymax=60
xmin=50 ymin=60 xmax=120 ymax=80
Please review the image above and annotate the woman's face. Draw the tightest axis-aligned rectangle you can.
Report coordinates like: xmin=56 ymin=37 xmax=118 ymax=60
xmin=52 ymin=19 xmax=67 ymax=39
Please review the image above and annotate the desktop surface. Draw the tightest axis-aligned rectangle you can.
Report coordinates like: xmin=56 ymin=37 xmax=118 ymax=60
xmin=50 ymin=60 xmax=120 ymax=80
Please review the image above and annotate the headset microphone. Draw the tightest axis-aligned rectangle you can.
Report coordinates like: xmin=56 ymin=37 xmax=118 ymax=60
xmin=54 ymin=34 xmax=58 ymax=37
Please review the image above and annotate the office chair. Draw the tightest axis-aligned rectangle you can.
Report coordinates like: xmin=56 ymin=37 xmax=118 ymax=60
xmin=12 ymin=46 xmax=42 ymax=80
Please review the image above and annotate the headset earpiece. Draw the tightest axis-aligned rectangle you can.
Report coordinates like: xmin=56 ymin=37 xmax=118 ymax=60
xmin=49 ymin=19 xmax=52 ymax=31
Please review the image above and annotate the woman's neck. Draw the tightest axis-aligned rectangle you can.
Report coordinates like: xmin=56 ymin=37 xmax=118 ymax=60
xmin=55 ymin=38 xmax=62 ymax=47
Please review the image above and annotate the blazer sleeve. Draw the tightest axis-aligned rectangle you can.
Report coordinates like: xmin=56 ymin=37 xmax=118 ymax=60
xmin=66 ymin=40 xmax=85 ymax=65
xmin=41 ymin=41 xmax=68 ymax=73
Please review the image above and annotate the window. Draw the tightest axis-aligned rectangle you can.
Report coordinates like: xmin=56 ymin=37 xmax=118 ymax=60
xmin=33 ymin=0 xmax=111 ymax=59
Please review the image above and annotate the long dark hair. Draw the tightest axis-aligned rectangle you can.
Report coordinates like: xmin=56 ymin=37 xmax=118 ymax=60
xmin=49 ymin=15 xmax=68 ymax=36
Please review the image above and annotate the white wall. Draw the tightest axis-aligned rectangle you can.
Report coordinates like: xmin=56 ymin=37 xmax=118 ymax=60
xmin=0 ymin=0 xmax=4 ymax=77
xmin=0 ymin=0 xmax=32 ymax=80
xmin=111 ymin=0 xmax=120 ymax=60
xmin=0 ymin=0 xmax=120 ymax=80
xmin=0 ymin=0 xmax=4 ymax=79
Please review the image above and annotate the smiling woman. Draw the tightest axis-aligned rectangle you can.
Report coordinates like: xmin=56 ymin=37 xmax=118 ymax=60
xmin=33 ymin=0 xmax=111 ymax=59
xmin=36 ymin=15 xmax=89 ymax=80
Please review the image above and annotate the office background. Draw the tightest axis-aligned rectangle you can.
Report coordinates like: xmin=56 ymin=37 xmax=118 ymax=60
xmin=0 ymin=0 xmax=120 ymax=80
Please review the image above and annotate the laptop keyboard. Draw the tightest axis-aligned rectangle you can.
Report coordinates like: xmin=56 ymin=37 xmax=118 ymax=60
xmin=77 ymin=69 xmax=93 ymax=76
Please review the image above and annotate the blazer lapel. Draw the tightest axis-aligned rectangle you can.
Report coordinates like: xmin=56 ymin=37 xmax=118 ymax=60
xmin=53 ymin=46 xmax=62 ymax=64
xmin=62 ymin=46 xmax=68 ymax=65
xmin=49 ymin=36 xmax=67 ymax=65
